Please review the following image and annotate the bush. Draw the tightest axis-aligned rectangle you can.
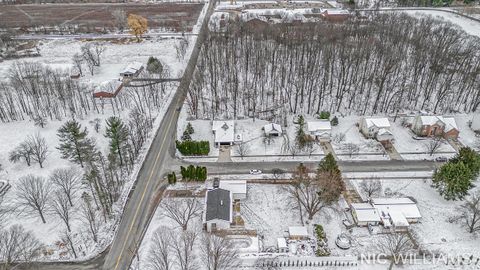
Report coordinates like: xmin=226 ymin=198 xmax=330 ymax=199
xmin=330 ymin=116 xmax=338 ymax=126
xmin=314 ymin=224 xmax=331 ymax=256
xmin=176 ymin=140 xmax=210 ymax=156
xmin=318 ymin=111 xmax=330 ymax=120
xmin=180 ymin=165 xmax=207 ymax=182
xmin=167 ymin=172 xmax=177 ymax=184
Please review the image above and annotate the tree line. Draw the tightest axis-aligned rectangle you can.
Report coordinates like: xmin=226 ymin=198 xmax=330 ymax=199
xmin=187 ymin=13 xmax=480 ymax=121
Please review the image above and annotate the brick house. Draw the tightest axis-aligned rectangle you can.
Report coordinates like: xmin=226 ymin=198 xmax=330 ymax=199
xmin=412 ymin=115 xmax=459 ymax=139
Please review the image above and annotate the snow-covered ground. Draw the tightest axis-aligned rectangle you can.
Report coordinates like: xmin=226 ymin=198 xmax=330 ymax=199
xmin=402 ymin=9 xmax=480 ymax=38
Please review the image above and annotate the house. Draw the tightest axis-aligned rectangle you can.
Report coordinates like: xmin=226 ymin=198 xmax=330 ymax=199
xmin=288 ymin=226 xmax=309 ymax=240
xmin=119 ymin=62 xmax=144 ymax=78
xmin=350 ymin=203 xmax=381 ymax=226
xmin=277 ymin=238 xmax=288 ymax=253
xmin=219 ymin=180 xmax=247 ymax=200
xmin=307 ymin=120 xmax=331 ymax=141
xmin=372 ymin=198 xmax=422 ymax=224
xmin=204 ymin=188 xmax=233 ymax=232
xmin=264 ymin=123 xmax=282 ymax=137
xmin=359 ymin=117 xmax=393 ymax=142
xmin=412 ymin=115 xmax=459 ymax=139
xmin=322 ymin=9 xmax=350 ymax=22
xmin=386 ymin=209 xmax=410 ymax=231
xmin=93 ymin=79 xmax=124 ymax=98
xmin=212 ymin=120 xmax=237 ymax=147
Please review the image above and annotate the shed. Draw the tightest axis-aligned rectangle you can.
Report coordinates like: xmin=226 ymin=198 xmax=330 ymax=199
xmin=277 ymin=238 xmax=288 ymax=253
xmin=93 ymin=79 xmax=124 ymax=98
xmin=219 ymin=180 xmax=247 ymax=200
xmin=264 ymin=123 xmax=283 ymax=137
xmin=307 ymin=120 xmax=331 ymax=141
xmin=288 ymin=226 xmax=309 ymax=240
xmin=120 ymin=61 xmax=144 ymax=77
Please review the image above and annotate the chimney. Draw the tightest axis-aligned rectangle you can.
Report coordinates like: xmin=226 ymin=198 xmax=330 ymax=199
xmin=220 ymin=200 xmax=224 ymax=206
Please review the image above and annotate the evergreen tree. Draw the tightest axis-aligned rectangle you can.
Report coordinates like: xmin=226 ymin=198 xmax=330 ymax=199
xmin=318 ymin=153 xmax=340 ymax=176
xmin=433 ymin=161 xmax=473 ymax=200
xmin=57 ymin=120 xmax=95 ymax=168
xmin=450 ymin=147 xmax=480 ymax=178
xmin=146 ymin=56 xmax=163 ymax=74
xmin=295 ymin=115 xmax=307 ymax=149
xmin=331 ymin=116 xmax=339 ymax=126
xmin=105 ymin=117 xmax=129 ymax=167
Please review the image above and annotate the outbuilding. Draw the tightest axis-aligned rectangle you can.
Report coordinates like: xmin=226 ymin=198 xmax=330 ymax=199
xmin=219 ymin=180 xmax=247 ymax=201
xmin=120 ymin=62 xmax=144 ymax=78
xmin=264 ymin=123 xmax=283 ymax=137
xmin=93 ymin=79 xmax=124 ymax=98
xmin=277 ymin=238 xmax=288 ymax=253
xmin=288 ymin=226 xmax=309 ymax=240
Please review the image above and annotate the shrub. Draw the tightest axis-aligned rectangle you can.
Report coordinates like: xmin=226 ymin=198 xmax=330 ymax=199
xmin=318 ymin=111 xmax=330 ymax=120
xmin=330 ymin=116 xmax=338 ymax=126
xmin=176 ymin=140 xmax=210 ymax=156
xmin=167 ymin=172 xmax=177 ymax=184
xmin=180 ymin=165 xmax=207 ymax=182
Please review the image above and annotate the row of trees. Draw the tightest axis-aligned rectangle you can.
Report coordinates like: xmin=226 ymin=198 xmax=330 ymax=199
xmin=187 ymin=14 xmax=480 ymax=121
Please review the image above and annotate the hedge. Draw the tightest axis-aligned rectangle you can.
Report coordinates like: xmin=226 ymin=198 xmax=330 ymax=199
xmin=176 ymin=140 xmax=210 ymax=156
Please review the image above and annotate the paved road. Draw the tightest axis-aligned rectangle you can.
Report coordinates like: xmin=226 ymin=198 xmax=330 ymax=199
xmin=15 ymin=32 xmax=199 ymax=40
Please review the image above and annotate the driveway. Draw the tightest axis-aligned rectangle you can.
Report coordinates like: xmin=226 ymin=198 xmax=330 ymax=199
xmin=217 ymin=145 xmax=232 ymax=162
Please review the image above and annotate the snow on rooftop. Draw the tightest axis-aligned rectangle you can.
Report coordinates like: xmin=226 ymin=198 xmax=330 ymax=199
xmin=219 ymin=180 xmax=247 ymax=195
xmin=351 ymin=203 xmax=381 ymax=222
xmin=364 ymin=117 xmax=391 ymax=129
xmin=418 ymin=115 xmax=445 ymax=126
xmin=120 ymin=61 xmax=144 ymax=75
xmin=377 ymin=128 xmax=393 ymax=136
xmin=94 ymin=79 xmax=123 ymax=94
xmin=325 ymin=9 xmax=350 ymax=15
xmin=288 ymin=226 xmax=309 ymax=237
xmin=277 ymin=237 xmax=287 ymax=248
xmin=372 ymin=197 xmax=415 ymax=205
xmin=388 ymin=209 xmax=410 ymax=227
xmin=307 ymin=120 xmax=331 ymax=132
xmin=443 ymin=117 xmax=458 ymax=132
xmin=264 ymin=123 xmax=282 ymax=134
xmin=212 ymin=120 xmax=235 ymax=143
xmin=373 ymin=198 xmax=422 ymax=220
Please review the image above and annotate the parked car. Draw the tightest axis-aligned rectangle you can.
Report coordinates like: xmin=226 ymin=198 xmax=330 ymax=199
xmin=249 ymin=169 xmax=262 ymax=175
xmin=435 ymin=156 xmax=448 ymax=162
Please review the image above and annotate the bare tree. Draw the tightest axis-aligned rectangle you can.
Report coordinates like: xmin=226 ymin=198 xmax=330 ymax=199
xmin=235 ymin=143 xmax=250 ymax=160
xmin=375 ymin=233 xmax=414 ymax=270
xmin=425 ymin=137 xmax=443 ymax=156
xmin=457 ymin=191 xmax=480 ymax=233
xmin=9 ymin=142 xmax=33 ymax=167
xmin=51 ymin=191 xmax=74 ymax=232
xmin=26 ymin=133 xmax=48 ymax=168
xmin=0 ymin=225 xmax=42 ymax=269
xmin=200 ymin=233 xmax=239 ymax=270
xmin=80 ymin=192 xmax=100 ymax=243
xmin=61 ymin=230 xmax=77 ymax=259
xmin=172 ymin=230 xmax=198 ymax=270
xmin=359 ymin=178 xmax=382 ymax=199
xmin=50 ymin=168 xmax=81 ymax=207
xmin=271 ymin=168 xmax=286 ymax=182
xmin=161 ymin=198 xmax=202 ymax=230
xmin=112 ymin=9 xmax=128 ymax=32
xmin=343 ymin=143 xmax=360 ymax=158
xmin=147 ymin=227 xmax=173 ymax=270
xmin=72 ymin=53 xmax=84 ymax=76
xmin=288 ymin=142 xmax=300 ymax=158
xmin=0 ymin=196 xmax=12 ymax=227
xmin=34 ymin=116 xmax=47 ymax=128
xmin=16 ymin=175 xmax=51 ymax=224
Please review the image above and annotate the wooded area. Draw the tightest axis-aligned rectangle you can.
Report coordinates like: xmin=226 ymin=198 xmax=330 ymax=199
xmin=187 ymin=13 xmax=480 ymax=121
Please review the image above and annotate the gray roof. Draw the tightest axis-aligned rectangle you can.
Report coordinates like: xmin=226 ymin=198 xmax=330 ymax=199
xmin=205 ymin=188 xmax=231 ymax=222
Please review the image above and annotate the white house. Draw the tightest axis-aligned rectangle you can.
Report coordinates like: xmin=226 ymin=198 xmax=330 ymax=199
xmin=288 ymin=226 xmax=309 ymax=240
xmin=204 ymin=188 xmax=233 ymax=232
xmin=219 ymin=180 xmax=247 ymax=200
xmin=350 ymin=203 xmax=381 ymax=226
xmin=307 ymin=120 xmax=331 ymax=141
xmin=372 ymin=198 xmax=422 ymax=224
xmin=359 ymin=117 xmax=393 ymax=143
xmin=212 ymin=121 xmax=237 ymax=147
xmin=120 ymin=62 xmax=144 ymax=77
xmin=264 ymin=123 xmax=283 ymax=137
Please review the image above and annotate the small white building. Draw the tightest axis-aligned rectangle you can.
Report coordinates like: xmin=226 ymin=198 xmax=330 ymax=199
xmin=212 ymin=121 xmax=237 ymax=147
xmin=350 ymin=203 xmax=381 ymax=226
xmin=359 ymin=117 xmax=393 ymax=142
xmin=204 ymin=188 xmax=233 ymax=232
xmin=264 ymin=123 xmax=283 ymax=137
xmin=277 ymin=238 xmax=288 ymax=253
xmin=387 ymin=209 xmax=410 ymax=231
xmin=307 ymin=120 xmax=332 ymax=141
xmin=120 ymin=62 xmax=144 ymax=77
xmin=219 ymin=180 xmax=247 ymax=201
xmin=288 ymin=226 xmax=309 ymax=240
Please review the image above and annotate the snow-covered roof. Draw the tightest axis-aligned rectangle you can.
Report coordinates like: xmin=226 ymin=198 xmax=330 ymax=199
xmin=351 ymin=203 xmax=381 ymax=222
xmin=212 ymin=121 xmax=235 ymax=143
xmin=364 ymin=117 xmax=391 ymax=129
xmin=120 ymin=61 xmax=144 ymax=75
xmin=325 ymin=9 xmax=350 ymax=15
xmin=388 ymin=209 xmax=410 ymax=227
xmin=472 ymin=114 xmax=480 ymax=131
xmin=443 ymin=117 xmax=458 ymax=132
xmin=377 ymin=128 xmax=393 ymax=136
xmin=288 ymin=226 xmax=309 ymax=237
xmin=418 ymin=115 xmax=445 ymax=126
xmin=307 ymin=120 xmax=331 ymax=132
xmin=372 ymin=198 xmax=422 ymax=220
xmin=205 ymin=188 xmax=232 ymax=222
xmin=277 ymin=238 xmax=287 ymax=248
xmin=94 ymin=79 xmax=123 ymax=94
xmin=219 ymin=180 xmax=247 ymax=195
xmin=264 ymin=123 xmax=282 ymax=134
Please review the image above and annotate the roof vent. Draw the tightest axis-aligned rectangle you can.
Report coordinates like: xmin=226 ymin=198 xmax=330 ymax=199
xmin=220 ymin=200 xmax=224 ymax=206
